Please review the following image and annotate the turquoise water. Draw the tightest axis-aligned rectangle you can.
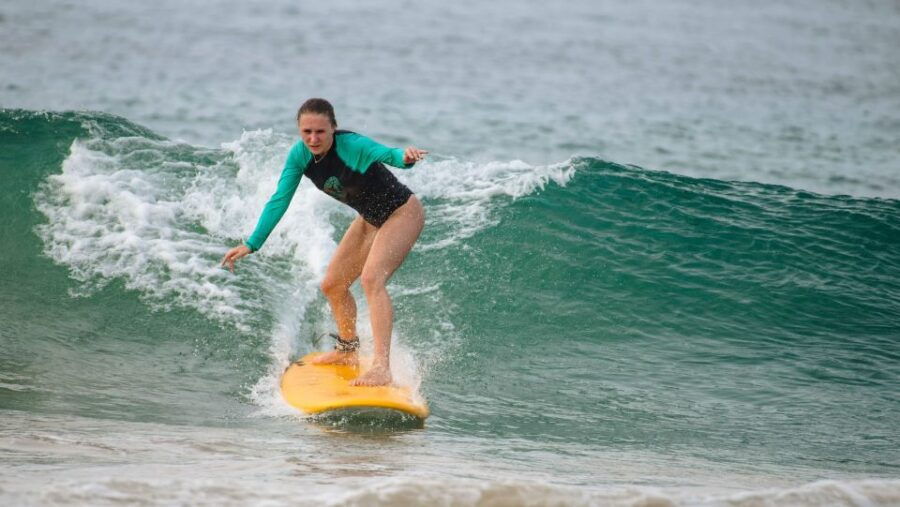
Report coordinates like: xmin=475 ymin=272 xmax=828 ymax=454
xmin=2 ymin=0 xmax=900 ymax=505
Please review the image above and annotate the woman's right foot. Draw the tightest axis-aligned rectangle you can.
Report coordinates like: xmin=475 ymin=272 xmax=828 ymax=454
xmin=310 ymin=350 xmax=358 ymax=366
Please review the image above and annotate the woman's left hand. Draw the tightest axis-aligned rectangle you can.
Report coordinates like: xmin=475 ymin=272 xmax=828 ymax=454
xmin=403 ymin=147 xmax=428 ymax=165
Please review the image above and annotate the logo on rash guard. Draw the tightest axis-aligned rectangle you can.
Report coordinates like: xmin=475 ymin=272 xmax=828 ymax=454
xmin=323 ymin=176 xmax=346 ymax=200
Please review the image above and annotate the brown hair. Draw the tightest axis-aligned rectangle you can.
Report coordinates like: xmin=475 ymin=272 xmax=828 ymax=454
xmin=296 ymin=98 xmax=337 ymax=127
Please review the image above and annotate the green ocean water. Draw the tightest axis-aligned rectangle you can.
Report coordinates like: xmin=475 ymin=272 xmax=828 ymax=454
xmin=2 ymin=109 xmax=899 ymax=504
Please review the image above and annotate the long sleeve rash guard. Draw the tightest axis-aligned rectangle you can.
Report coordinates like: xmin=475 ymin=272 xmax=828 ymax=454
xmin=244 ymin=131 xmax=415 ymax=252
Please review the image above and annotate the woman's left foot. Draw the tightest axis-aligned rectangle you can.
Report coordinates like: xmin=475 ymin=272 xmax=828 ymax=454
xmin=350 ymin=365 xmax=392 ymax=386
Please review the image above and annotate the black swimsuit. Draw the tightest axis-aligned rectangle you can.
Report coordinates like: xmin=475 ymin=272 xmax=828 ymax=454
xmin=304 ymin=131 xmax=413 ymax=227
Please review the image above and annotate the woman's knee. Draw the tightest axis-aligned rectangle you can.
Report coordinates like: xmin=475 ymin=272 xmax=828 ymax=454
xmin=360 ymin=266 xmax=387 ymax=294
xmin=320 ymin=275 xmax=348 ymax=299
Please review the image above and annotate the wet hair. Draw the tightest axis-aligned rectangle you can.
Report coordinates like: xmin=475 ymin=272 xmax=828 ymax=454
xmin=296 ymin=98 xmax=337 ymax=127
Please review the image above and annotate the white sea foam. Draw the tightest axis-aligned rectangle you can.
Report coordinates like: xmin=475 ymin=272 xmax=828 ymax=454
xmin=34 ymin=137 xmax=255 ymax=327
xmin=4 ymin=410 xmax=898 ymax=507
xmin=397 ymin=157 xmax=576 ymax=250
xmin=3 ymin=472 xmax=899 ymax=507
xmin=325 ymin=477 xmax=900 ymax=506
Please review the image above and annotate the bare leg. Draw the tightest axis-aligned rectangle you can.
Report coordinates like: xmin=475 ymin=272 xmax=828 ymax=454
xmin=351 ymin=196 xmax=425 ymax=386
xmin=312 ymin=216 xmax=376 ymax=365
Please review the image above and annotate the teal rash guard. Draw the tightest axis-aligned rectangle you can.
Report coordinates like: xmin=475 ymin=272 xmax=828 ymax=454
xmin=244 ymin=130 xmax=415 ymax=252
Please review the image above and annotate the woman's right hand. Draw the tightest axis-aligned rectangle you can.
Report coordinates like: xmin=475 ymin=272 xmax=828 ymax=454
xmin=221 ymin=244 xmax=251 ymax=273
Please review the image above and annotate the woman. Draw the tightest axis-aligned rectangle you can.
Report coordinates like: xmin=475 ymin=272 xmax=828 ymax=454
xmin=221 ymin=98 xmax=427 ymax=386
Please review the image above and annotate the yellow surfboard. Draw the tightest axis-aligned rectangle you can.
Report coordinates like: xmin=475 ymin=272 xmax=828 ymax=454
xmin=280 ymin=353 xmax=429 ymax=419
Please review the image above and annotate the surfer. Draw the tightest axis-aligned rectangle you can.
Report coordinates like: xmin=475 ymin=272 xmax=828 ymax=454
xmin=221 ymin=98 xmax=426 ymax=386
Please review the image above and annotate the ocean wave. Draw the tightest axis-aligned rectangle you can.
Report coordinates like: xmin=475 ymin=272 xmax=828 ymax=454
xmin=6 ymin=110 xmax=899 ymax=472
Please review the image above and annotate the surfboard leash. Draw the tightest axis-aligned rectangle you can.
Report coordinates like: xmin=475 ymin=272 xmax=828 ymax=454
xmin=319 ymin=332 xmax=359 ymax=352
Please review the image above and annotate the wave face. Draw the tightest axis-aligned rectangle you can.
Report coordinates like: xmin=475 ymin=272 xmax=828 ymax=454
xmin=2 ymin=109 xmax=899 ymax=505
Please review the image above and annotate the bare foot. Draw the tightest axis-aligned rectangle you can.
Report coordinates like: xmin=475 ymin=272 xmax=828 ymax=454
xmin=310 ymin=350 xmax=358 ymax=366
xmin=350 ymin=365 xmax=392 ymax=386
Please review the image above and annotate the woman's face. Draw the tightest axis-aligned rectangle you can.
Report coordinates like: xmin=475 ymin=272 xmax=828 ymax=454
xmin=298 ymin=113 xmax=335 ymax=155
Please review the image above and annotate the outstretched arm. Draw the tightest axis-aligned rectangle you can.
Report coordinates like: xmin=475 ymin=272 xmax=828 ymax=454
xmin=220 ymin=144 xmax=309 ymax=271
xmin=243 ymin=159 xmax=304 ymax=252
xmin=344 ymin=133 xmax=427 ymax=169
